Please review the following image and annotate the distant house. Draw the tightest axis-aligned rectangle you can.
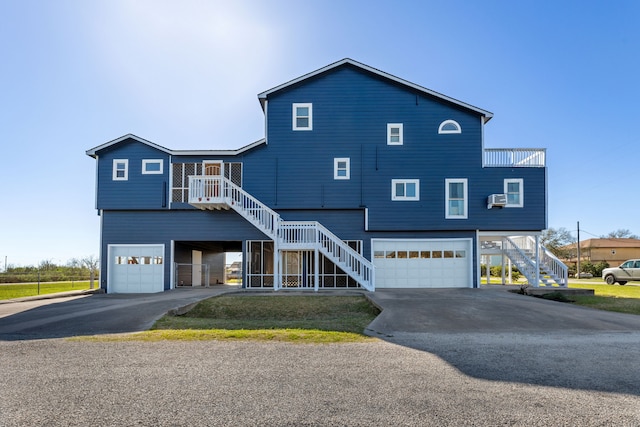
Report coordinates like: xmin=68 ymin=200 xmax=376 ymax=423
xmin=86 ymin=58 xmax=566 ymax=293
xmin=562 ymin=238 xmax=640 ymax=268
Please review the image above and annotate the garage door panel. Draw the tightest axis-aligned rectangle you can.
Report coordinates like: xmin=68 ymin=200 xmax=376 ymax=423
xmin=108 ymin=245 xmax=164 ymax=293
xmin=373 ymin=239 xmax=472 ymax=289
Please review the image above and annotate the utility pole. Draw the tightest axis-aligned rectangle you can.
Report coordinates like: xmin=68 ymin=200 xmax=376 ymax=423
xmin=576 ymin=221 xmax=581 ymax=277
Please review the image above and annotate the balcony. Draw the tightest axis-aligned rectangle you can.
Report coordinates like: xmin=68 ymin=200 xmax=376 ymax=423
xmin=484 ymin=148 xmax=546 ymax=167
xmin=188 ymin=176 xmax=229 ymax=210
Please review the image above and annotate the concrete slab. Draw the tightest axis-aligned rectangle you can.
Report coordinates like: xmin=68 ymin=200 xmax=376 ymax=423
xmin=365 ymin=286 xmax=640 ymax=336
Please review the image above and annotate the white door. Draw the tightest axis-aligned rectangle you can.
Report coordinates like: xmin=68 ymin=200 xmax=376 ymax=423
xmin=372 ymin=239 xmax=472 ymax=288
xmin=192 ymin=250 xmax=202 ymax=287
xmin=108 ymin=245 xmax=165 ymax=293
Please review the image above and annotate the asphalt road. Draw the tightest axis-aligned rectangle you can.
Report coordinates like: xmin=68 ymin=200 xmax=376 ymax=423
xmin=1 ymin=286 xmax=639 ymax=426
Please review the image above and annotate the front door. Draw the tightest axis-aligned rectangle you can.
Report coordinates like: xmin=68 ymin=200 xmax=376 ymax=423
xmin=203 ymin=161 xmax=223 ymax=198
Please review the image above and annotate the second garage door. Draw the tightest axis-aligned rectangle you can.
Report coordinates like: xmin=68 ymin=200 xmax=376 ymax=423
xmin=372 ymin=239 xmax=472 ymax=288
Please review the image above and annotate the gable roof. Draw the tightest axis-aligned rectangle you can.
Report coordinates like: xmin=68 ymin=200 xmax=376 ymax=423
xmin=257 ymin=58 xmax=494 ymax=123
xmin=86 ymin=134 xmax=266 ymax=158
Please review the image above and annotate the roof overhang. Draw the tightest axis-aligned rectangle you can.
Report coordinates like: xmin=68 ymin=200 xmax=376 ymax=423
xmin=257 ymin=58 xmax=494 ymax=123
xmin=86 ymin=134 xmax=266 ymax=158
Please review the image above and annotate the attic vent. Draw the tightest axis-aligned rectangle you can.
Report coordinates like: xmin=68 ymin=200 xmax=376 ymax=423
xmin=487 ymin=194 xmax=507 ymax=209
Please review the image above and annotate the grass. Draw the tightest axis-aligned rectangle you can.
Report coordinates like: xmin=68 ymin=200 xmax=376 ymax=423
xmin=568 ymin=282 xmax=640 ymax=315
xmin=82 ymin=295 xmax=381 ymax=343
xmin=0 ymin=281 xmax=92 ymax=300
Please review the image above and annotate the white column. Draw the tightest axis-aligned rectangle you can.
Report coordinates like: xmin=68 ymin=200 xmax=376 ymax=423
xmin=534 ymin=235 xmax=540 ymax=287
xmin=314 ymin=248 xmax=319 ymax=292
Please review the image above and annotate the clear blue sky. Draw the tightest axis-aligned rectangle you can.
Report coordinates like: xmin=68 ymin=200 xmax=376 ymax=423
xmin=1 ymin=0 xmax=639 ymax=267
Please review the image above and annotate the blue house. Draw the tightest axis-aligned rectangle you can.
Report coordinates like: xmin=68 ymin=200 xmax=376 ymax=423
xmin=86 ymin=58 xmax=567 ymax=293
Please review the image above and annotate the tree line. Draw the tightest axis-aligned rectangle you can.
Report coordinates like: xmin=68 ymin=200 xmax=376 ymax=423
xmin=0 ymin=257 xmax=99 ymax=284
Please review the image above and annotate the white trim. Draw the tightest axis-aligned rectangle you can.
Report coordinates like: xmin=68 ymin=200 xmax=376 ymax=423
xmin=445 ymin=178 xmax=468 ymax=219
xmin=387 ymin=123 xmax=403 ymax=145
xmin=334 ymin=157 xmax=350 ymax=180
xmin=112 ymin=159 xmax=128 ymax=181
xmin=87 ymin=134 xmax=266 ymax=158
xmin=170 ymin=240 xmax=175 ymax=290
xmin=142 ymin=159 xmax=163 ymax=175
xmin=202 ymin=160 xmax=224 ymax=175
xmin=438 ymin=119 xmax=462 ymax=134
xmin=392 ymin=179 xmax=420 ymax=201
xmin=293 ymin=103 xmax=313 ymax=130
xmin=504 ymin=178 xmax=524 ymax=208
xmin=257 ymin=58 xmax=493 ymax=122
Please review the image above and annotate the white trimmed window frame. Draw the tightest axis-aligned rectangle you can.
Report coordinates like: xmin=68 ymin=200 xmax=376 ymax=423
xmin=504 ymin=178 xmax=524 ymax=207
xmin=113 ymin=159 xmax=129 ymax=181
xmin=142 ymin=159 xmax=164 ymax=175
xmin=293 ymin=103 xmax=313 ymax=130
xmin=387 ymin=123 xmax=403 ymax=145
xmin=445 ymin=178 xmax=468 ymax=219
xmin=334 ymin=158 xmax=350 ymax=180
xmin=438 ymin=119 xmax=462 ymax=134
xmin=392 ymin=179 xmax=420 ymax=201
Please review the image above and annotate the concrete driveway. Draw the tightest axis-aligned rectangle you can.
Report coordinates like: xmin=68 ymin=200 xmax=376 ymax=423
xmin=366 ymin=286 xmax=640 ymax=396
xmin=0 ymin=286 xmax=239 ymax=340
xmin=366 ymin=286 xmax=640 ymax=335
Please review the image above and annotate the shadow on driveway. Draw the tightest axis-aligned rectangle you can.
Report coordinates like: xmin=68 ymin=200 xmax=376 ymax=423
xmin=366 ymin=287 xmax=640 ymax=396
xmin=0 ymin=286 xmax=238 ymax=341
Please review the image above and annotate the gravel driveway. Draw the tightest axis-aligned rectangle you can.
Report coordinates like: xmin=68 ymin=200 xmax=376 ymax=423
xmin=1 ymin=287 xmax=640 ymax=426
xmin=1 ymin=338 xmax=639 ymax=426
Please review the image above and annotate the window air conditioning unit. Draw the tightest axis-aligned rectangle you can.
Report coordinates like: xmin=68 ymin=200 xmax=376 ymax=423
xmin=487 ymin=194 xmax=507 ymax=209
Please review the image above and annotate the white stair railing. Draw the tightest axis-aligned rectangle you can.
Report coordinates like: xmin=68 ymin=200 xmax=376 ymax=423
xmin=503 ymin=237 xmax=538 ymax=285
xmin=189 ymin=176 xmax=374 ymax=291
xmin=525 ymin=236 xmax=568 ymax=287
xmin=504 ymin=236 xmax=568 ymax=287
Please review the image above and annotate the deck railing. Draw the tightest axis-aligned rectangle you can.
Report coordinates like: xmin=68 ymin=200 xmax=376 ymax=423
xmin=484 ymin=149 xmax=546 ymax=167
xmin=188 ymin=175 xmax=375 ymax=291
xmin=278 ymin=221 xmax=374 ymax=291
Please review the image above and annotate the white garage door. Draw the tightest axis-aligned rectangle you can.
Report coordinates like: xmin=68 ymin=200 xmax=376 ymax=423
xmin=372 ymin=239 xmax=472 ymax=288
xmin=108 ymin=245 xmax=165 ymax=293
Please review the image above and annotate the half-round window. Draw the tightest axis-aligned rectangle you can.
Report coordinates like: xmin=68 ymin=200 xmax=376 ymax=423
xmin=438 ymin=119 xmax=462 ymax=134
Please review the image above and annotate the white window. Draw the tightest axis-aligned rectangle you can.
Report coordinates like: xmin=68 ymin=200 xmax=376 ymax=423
xmin=113 ymin=159 xmax=128 ymax=181
xmin=142 ymin=159 xmax=163 ymax=175
xmin=293 ymin=103 xmax=312 ymax=130
xmin=334 ymin=158 xmax=350 ymax=180
xmin=387 ymin=123 xmax=403 ymax=145
xmin=392 ymin=179 xmax=419 ymax=201
xmin=504 ymin=178 xmax=524 ymax=207
xmin=445 ymin=178 xmax=468 ymax=219
xmin=438 ymin=119 xmax=462 ymax=134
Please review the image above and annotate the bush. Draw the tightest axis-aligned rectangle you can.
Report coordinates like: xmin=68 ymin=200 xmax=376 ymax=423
xmin=480 ymin=264 xmax=521 ymax=281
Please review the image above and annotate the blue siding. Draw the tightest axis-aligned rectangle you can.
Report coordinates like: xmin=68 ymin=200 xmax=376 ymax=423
xmin=240 ymin=63 xmax=546 ymax=231
xmin=99 ymin=209 xmax=268 ymax=290
xmin=91 ymin=61 xmax=548 ymax=292
xmin=96 ymin=138 xmax=170 ymax=210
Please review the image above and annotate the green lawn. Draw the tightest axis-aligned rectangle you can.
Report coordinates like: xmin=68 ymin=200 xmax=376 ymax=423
xmin=104 ymin=295 xmax=381 ymax=343
xmin=0 ymin=281 xmax=91 ymax=300
xmin=569 ymin=282 xmax=640 ymax=315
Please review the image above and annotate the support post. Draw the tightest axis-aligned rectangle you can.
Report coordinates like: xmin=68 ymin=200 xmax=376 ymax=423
xmin=273 ymin=218 xmax=280 ymax=291
xmin=314 ymin=248 xmax=319 ymax=292
xmin=534 ymin=235 xmax=540 ymax=287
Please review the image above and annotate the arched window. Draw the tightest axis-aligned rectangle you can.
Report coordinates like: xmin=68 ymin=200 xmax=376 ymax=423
xmin=438 ymin=119 xmax=462 ymax=134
